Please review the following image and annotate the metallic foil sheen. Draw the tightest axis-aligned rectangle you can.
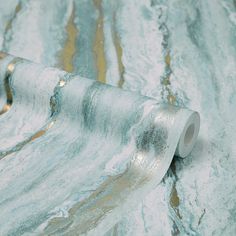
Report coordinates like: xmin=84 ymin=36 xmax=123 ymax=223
xmin=0 ymin=52 xmax=199 ymax=235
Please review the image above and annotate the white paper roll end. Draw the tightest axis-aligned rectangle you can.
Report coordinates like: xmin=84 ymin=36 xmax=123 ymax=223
xmin=175 ymin=111 xmax=200 ymax=158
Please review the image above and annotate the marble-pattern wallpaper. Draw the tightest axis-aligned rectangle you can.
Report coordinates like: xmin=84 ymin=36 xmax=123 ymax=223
xmin=0 ymin=0 xmax=235 ymax=235
xmin=0 ymin=50 xmax=200 ymax=235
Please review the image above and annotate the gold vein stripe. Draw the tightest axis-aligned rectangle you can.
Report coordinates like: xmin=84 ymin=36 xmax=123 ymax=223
xmin=0 ymin=57 xmax=22 ymax=115
xmin=93 ymin=0 xmax=107 ymax=84
xmin=60 ymin=3 xmax=78 ymax=73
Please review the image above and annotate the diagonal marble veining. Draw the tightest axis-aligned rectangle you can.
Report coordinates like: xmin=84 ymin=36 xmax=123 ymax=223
xmin=0 ymin=55 xmax=67 ymax=157
xmin=0 ymin=0 xmax=235 ymax=235
xmin=0 ymin=53 xmax=198 ymax=235
xmin=106 ymin=1 xmax=236 ymax=235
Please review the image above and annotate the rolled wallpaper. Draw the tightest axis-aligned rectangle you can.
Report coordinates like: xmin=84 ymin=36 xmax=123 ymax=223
xmin=0 ymin=52 xmax=200 ymax=235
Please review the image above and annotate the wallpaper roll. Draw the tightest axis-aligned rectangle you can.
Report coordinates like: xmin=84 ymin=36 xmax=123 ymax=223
xmin=0 ymin=52 xmax=200 ymax=235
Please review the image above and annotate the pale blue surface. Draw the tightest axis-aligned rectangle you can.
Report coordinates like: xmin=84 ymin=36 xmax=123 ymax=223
xmin=0 ymin=0 xmax=236 ymax=235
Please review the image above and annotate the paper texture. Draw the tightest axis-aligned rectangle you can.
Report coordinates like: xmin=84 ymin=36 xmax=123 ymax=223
xmin=0 ymin=53 xmax=199 ymax=235
xmin=0 ymin=1 xmax=235 ymax=235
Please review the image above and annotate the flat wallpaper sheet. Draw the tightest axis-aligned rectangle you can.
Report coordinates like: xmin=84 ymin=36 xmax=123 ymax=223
xmin=0 ymin=0 xmax=235 ymax=235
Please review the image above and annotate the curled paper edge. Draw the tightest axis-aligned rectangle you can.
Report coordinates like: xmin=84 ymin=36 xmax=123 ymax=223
xmin=175 ymin=110 xmax=200 ymax=158
xmin=0 ymin=51 xmax=201 ymax=235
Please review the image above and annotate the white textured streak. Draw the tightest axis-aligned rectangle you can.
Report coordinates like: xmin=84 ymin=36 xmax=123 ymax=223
xmin=112 ymin=0 xmax=236 ymax=235
xmin=0 ymin=0 xmax=235 ymax=235
xmin=4 ymin=0 xmax=73 ymax=66
xmin=116 ymin=0 xmax=164 ymax=99
xmin=102 ymin=0 xmax=120 ymax=86
xmin=0 ymin=0 xmax=19 ymax=48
